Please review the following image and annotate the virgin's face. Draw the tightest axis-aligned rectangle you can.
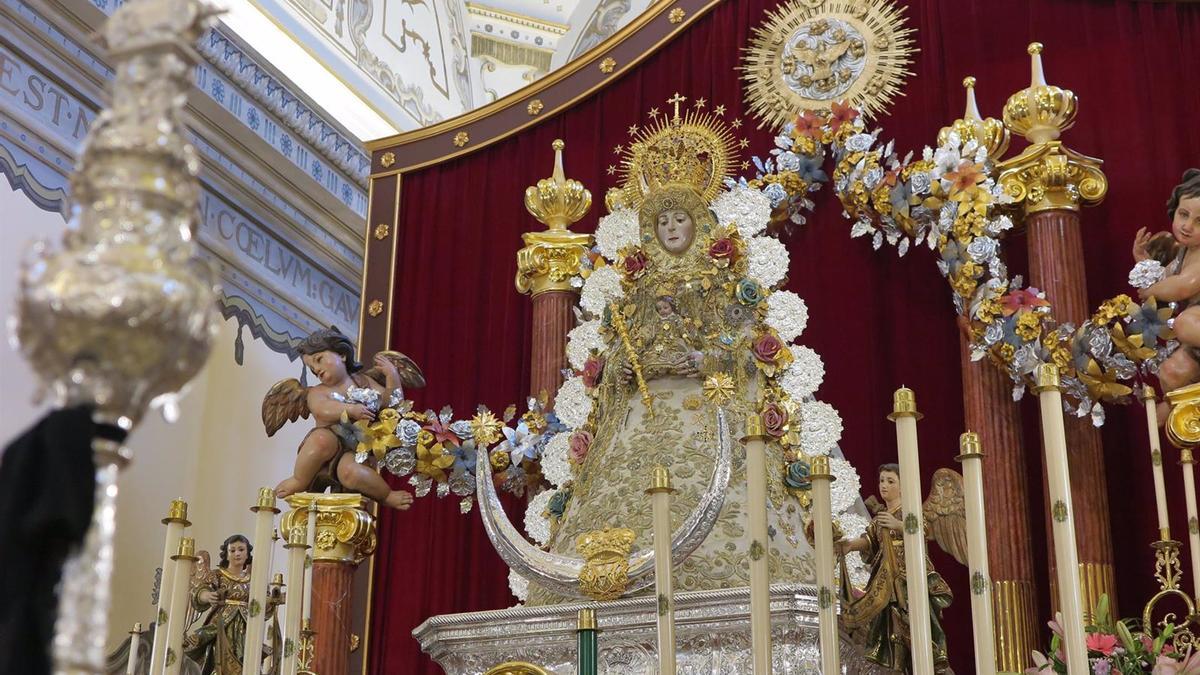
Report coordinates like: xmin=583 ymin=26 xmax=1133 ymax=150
xmin=1173 ymin=195 xmax=1200 ymax=248
xmin=227 ymin=541 xmax=248 ymax=568
xmin=878 ymin=471 xmax=900 ymax=504
xmin=656 ymin=209 xmax=695 ymax=254
xmin=303 ymin=350 xmax=347 ymax=386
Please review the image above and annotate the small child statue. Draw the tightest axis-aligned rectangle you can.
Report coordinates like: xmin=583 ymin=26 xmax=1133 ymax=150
xmin=262 ymin=327 xmax=425 ymax=509
xmin=1131 ymin=169 xmax=1200 ymax=423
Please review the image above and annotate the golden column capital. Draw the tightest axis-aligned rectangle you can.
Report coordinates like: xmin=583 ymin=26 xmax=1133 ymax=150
xmin=281 ymin=493 xmax=377 ymax=565
xmin=517 ymin=140 xmax=593 ymax=296
xmin=1165 ymin=383 xmax=1200 ymax=449
xmin=998 ymin=43 xmax=1107 ymax=214
xmin=938 ymin=76 xmax=1009 ymax=161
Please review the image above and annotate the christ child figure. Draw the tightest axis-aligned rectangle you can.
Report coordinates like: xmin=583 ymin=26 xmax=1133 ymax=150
xmin=1132 ymin=169 xmax=1200 ymax=423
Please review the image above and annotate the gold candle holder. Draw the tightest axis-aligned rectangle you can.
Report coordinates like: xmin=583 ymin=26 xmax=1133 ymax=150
xmin=243 ymin=487 xmax=280 ymax=675
xmin=1034 ymin=365 xmax=1088 ymax=673
xmin=888 ymin=387 xmax=935 ymax=674
xmin=150 ymin=498 xmax=191 ymax=674
xmin=809 ymin=456 xmax=840 ymax=673
xmin=955 ymin=432 xmax=998 ymax=675
xmin=164 ymin=538 xmax=198 ymax=675
xmin=645 ymin=466 xmax=677 ymax=675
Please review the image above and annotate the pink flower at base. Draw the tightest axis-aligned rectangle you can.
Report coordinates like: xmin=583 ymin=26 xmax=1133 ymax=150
xmin=568 ymin=430 xmax=593 ymax=464
xmin=1086 ymin=632 xmax=1118 ymax=656
xmin=581 ymin=357 xmax=604 ymax=389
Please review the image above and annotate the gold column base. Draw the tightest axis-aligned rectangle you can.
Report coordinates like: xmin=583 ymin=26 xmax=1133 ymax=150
xmin=1048 ymin=562 xmax=1116 ymax=624
xmin=992 ymin=579 xmax=1037 ymax=673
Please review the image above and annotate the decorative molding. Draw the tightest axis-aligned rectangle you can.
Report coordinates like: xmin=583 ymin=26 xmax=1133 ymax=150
xmin=365 ymin=0 xmax=724 ymax=170
xmin=567 ymin=0 xmax=632 ymax=60
xmin=470 ymin=33 xmax=553 ymax=72
xmin=0 ymin=1 xmax=363 ymax=355
xmin=81 ymin=0 xmax=371 ymax=196
xmin=465 ymin=2 xmax=570 ymax=35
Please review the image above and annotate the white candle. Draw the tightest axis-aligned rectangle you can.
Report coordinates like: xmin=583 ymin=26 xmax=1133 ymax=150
xmin=282 ymin=526 xmax=308 ymax=675
xmin=889 ymin=387 xmax=935 ymax=674
xmin=1035 ymin=365 xmax=1087 ymax=674
xmin=809 ymin=456 xmax=840 ymax=674
xmin=645 ymin=466 xmax=677 ymax=675
xmin=1144 ymin=388 xmax=1172 ymax=539
xmin=242 ymin=488 xmax=279 ymax=675
xmin=163 ymin=538 xmax=197 ymax=675
xmin=125 ymin=623 xmax=142 ymax=675
xmin=303 ymin=499 xmax=318 ymax=623
xmin=149 ymin=499 xmax=189 ymax=673
xmin=956 ymin=432 xmax=997 ymax=675
xmin=744 ymin=413 xmax=772 ymax=674
xmin=1181 ymin=449 xmax=1200 ymax=599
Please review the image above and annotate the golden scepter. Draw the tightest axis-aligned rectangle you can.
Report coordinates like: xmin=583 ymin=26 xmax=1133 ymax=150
xmin=609 ymin=301 xmax=654 ymax=418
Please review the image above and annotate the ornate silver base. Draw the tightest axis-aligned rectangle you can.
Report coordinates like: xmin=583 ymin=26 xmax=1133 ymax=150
xmin=414 ymin=584 xmax=893 ymax=674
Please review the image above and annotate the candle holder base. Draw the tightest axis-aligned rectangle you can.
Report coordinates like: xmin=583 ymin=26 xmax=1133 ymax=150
xmin=1142 ymin=539 xmax=1197 ymax=639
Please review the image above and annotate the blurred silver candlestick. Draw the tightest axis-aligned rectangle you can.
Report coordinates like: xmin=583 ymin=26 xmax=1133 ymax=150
xmin=12 ymin=0 xmax=220 ymax=671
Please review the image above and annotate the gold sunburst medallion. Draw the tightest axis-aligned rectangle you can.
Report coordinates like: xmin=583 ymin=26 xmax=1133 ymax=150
xmin=740 ymin=0 xmax=916 ymax=129
xmin=614 ymin=93 xmax=740 ymax=209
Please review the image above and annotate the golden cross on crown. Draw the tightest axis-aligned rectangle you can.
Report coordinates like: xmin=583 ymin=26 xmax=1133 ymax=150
xmin=667 ymin=92 xmax=687 ymax=122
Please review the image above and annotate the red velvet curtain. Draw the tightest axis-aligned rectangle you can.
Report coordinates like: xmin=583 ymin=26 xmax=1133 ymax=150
xmin=372 ymin=1 xmax=1200 ymax=672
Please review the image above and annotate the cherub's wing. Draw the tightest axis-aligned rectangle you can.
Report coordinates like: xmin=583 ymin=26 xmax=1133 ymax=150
xmin=262 ymin=378 xmax=310 ymax=437
xmin=362 ymin=350 xmax=427 ymax=390
xmin=185 ymin=550 xmax=214 ymax=629
xmin=922 ymin=467 xmax=968 ymax=566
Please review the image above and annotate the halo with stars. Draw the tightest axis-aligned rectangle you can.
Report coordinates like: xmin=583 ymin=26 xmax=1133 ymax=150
xmin=611 ymin=93 xmax=744 ymax=209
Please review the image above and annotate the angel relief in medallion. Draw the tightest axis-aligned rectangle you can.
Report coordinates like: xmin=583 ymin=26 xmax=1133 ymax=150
xmin=835 ymin=463 xmax=968 ymax=674
xmin=262 ymin=327 xmax=425 ymax=509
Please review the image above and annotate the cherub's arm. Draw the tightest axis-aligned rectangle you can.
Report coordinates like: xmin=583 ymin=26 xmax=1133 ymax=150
xmin=307 ymin=388 xmax=373 ymax=422
xmin=1141 ymin=258 xmax=1200 ymax=302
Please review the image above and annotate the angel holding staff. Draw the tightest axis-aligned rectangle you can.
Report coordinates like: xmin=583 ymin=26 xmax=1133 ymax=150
xmin=262 ymin=327 xmax=425 ymax=509
xmin=835 ymin=463 xmax=967 ymax=674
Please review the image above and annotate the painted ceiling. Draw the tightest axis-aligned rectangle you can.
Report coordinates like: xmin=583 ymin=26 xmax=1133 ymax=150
xmin=218 ymin=0 xmax=654 ymax=140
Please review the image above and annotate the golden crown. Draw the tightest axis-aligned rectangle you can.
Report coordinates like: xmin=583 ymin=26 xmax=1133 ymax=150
xmin=613 ymin=93 xmax=742 ymax=209
xmin=575 ymin=527 xmax=636 ymax=562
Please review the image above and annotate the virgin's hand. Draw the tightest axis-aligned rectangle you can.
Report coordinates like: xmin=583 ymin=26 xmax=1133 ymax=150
xmin=347 ymin=403 xmax=375 ymax=421
xmin=1133 ymin=227 xmax=1152 ymax=263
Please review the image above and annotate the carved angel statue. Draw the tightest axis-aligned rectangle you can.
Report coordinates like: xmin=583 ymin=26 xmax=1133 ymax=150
xmin=835 ymin=463 xmax=967 ymax=674
xmin=262 ymin=327 xmax=425 ymax=510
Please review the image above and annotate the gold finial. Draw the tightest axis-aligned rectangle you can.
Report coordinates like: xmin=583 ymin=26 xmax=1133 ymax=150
xmin=163 ymin=498 xmax=190 ymax=525
xmin=577 ymin=607 xmax=597 ymax=630
xmin=646 ymin=465 xmax=676 ymax=494
xmin=1003 ymin=42 xmax=1077 ymax=143
xmin=173 ymin=536 xmax=196 ymax=559
xmin=810 ymin=455 xmax=835 ymax=480
xmin=1035 ymin=363 xmax=1061 ymax=392
xmin=272 ymin=572 xmax=284 ymax=585
xmin=522 ymin=139 xmax=592 ymax=232
xmin=956 ymin=431 xmax=984 ymax=461
xmin=938 ymin=76 xmax=1010 ymax=160
xmin=253 ymin=487 xmax=280 ymax=513
xmin=887 ymin=386 xmax=923 ymax=420
xmin=131 ymin=622 xmax=144 ymax=634
xmin=1142 ymin=385 xmax=1157 ymax=402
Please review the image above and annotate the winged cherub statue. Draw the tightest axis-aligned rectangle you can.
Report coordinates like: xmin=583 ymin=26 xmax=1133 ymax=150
xmin=262 ymin=327 xmax=425 ymax=510
xmin=835 ymin=463 xmax=967 ymax=674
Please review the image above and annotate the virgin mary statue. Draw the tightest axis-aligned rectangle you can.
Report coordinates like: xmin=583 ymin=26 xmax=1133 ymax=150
xmin=479 ymin=97 xmax=863 ymax=604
